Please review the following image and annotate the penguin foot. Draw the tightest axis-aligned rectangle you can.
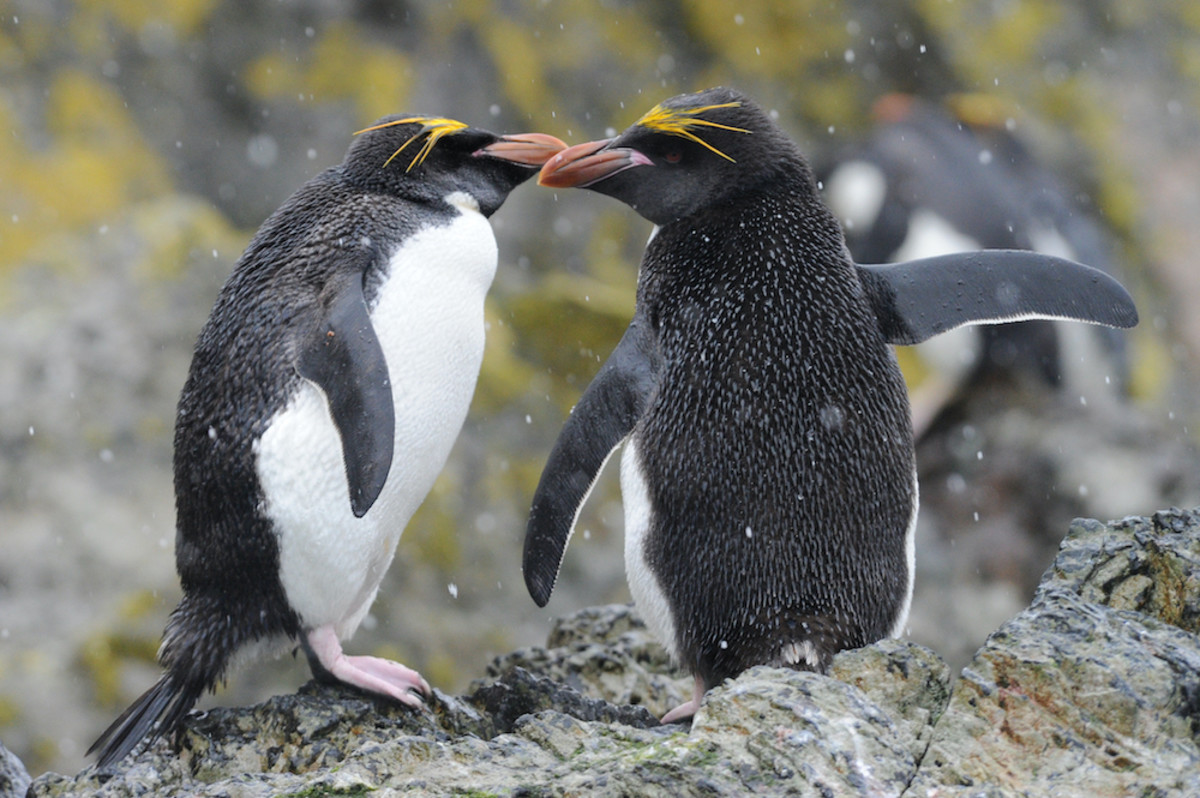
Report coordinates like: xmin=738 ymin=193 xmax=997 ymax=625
xmin=660 ymin=675 xmax=705 ymax=724
xmin=304 ymin=626 xmax=431 ymax=706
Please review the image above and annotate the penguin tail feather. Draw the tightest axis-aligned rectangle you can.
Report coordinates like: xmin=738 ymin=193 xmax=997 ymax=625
xmin=87 ymin=671 xmax=205 ymax=772
xmin=87 ymin=591 xmax=296 ymax=771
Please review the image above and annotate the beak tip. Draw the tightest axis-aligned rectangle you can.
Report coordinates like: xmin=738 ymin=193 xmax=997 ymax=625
xmin=477 ymin=132 xmax=567 ymax=168
xmin=533 ymin=138 xmax=635 ymax=190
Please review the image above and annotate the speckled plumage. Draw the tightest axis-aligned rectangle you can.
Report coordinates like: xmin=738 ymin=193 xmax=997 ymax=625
xmin=91 ymin=117 xmax=561 ymax=769
xmin=628 ymin=185 xmax=915 ymax=686
xmin=525 ymin=87 xmax=1136 ymax=721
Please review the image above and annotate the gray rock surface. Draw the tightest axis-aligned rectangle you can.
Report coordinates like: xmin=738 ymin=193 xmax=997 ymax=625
xmin=25 ymin=508 xmax=1200 ymax=797
xmin=911 ymin=509 xmax=1200 ymax=796
xmin=0 ymin=739 xmax=31 ymax=798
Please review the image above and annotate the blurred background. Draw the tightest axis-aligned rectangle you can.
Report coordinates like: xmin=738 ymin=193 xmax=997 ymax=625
xmin=3 ymin=0 xmax=1199 ymax=778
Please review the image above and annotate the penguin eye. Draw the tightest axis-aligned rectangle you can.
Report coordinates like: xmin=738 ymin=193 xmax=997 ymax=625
xmin=663 ymin=150 xmax=683 ymax=164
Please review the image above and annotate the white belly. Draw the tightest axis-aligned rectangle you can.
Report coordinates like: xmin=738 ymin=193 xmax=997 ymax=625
xmin=621 ymin=437 xmax=679 ymax=661
xmin=257 ymin=207 xmax=497 ymax=639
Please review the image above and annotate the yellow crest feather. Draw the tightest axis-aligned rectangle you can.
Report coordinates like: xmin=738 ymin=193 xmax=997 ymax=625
xmin=633 ymin=101 xmax=750 ymax=162
xmin=354 ymin=116 xmax=470 ymax=171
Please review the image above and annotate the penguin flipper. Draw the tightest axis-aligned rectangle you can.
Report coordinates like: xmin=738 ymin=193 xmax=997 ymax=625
xmin=297 ymin=270 xmax=395 ymax=518
xmin=524 ymin=315 xmax=659 ymax=607
xmin=857 ymin=249 xmax=1139 ymax=346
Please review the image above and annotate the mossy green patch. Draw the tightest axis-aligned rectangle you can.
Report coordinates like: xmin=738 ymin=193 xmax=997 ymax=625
xmin=283 ymin=784 xmax=375 ymax=797
xmin=78 ymin=589 xmax=164 ymax=706
xmin=0 ymin=71 xmax=173 ymax=272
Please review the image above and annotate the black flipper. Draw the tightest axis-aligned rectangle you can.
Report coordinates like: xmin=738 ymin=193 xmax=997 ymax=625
xmin=857 ymin=249 xmax=1139 ymax=346
xmin=524 ymin=314 xmax=660 ymax=607
xmin=297 ymin=271 xmax=395 ymax=518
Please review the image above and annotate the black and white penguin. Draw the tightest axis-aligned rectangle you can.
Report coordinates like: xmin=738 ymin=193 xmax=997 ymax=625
xmin=820 ymin=94 xmax=1130 ymax=433
xmin=89 ymin=116 xmax=564 ymax=769
xmin=525 ymin=87 xmax=1137 ymax=723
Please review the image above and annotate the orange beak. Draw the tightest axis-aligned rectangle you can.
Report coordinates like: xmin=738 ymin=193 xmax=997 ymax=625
xmin=475 ymin=132 xmax=567 ymax=167
xmin=538 ymin=138 xmax=654 ymax=188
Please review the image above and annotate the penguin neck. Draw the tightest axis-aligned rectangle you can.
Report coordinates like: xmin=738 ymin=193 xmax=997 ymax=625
xmin=639 ymin=184 xmax=853 ymax=299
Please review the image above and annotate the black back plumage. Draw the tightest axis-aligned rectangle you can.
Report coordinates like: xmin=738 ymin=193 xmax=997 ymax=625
xmin=525 ymin=87 xmax=1136 ymax=706
xmin=634 ymin=181 xmax=914 ymax=686
xmin=528 ymin=88 xmax=916 ymax=688
xmin=90 ymin=116 xmax=543 ymax=770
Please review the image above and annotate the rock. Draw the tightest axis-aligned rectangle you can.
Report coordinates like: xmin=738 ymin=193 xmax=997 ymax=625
xmin=26 ymin=508 xmax=1200 ymax=796
xmin=0 ymin=739 xmax=31 ymax=798
xmin=910 ymin=509 xmax=1200 ymax=796
xmin=480 ymin=603 xmax=692 ymax=719
xmin=829 ymin=637 xmax=954 ymax=763
xmin=1045 ymin=511 xmax=1200 ymax=633
xmin=28 ymin=609 xmax=942 ymax=797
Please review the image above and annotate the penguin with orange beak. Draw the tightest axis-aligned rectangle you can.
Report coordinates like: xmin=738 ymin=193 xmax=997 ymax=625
xmin=524 ymin=87 xmax=1136 ymax=722
xmin=90 ymin=117 xmax=564 ymax=768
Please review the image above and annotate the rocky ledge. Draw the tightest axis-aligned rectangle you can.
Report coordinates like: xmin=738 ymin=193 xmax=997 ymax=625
xmin=18 ymin=508 xmax=1200 ymax=797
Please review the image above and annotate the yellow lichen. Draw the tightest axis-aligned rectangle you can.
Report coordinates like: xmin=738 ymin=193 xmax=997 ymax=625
xmin=243 ymin=21 xmax=414 ymax=124
xmin=420 ymin=650 xmax=460 ymax=691
xmin=681 ymin=0 xmax=857 ymax=129
xmin=0 ymin=695 xmax=19 ymax=728
xmin=75 ymin=0 xmax=220 ymax=36
xmin=406 ymin=472 xmax=464 ymax=573
xmin=0 ymin=71 xmax=173 ymax=273
xmin=475 ymin=302 xmax=541 ymax=412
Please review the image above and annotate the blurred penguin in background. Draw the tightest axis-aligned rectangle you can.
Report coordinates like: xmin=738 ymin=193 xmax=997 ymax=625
xmin=821 ymin=94 xmax=1131 ymax=436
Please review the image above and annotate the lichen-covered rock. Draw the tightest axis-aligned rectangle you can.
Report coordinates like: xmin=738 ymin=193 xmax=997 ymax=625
xmin=908 ymin=509 xmax=1200 ymax=797
xmin=1 ymin=739 xmax=31 ymax=798
xmin=691 ymin=666 xmax=916 ymax=796
xmin=1041 ymin=510 xmax=1200 ymax=633
xmin=830 ymin=637 xmax=953 ymax=763
xmin=27 ymin=607 xmax=943 ymax=797
xmin=26 ymin=509 xmax=1200 ymax=797
xmin=480 ymin=603 xmax=692 ymax=718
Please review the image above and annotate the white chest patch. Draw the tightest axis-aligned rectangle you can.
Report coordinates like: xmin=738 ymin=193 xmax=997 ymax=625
xmin=889 ymin=468 xmax=919 ymax=639
xmin=621 ymin=437 xmax=679 ymax=661
xmin=256 ymin=208 xmax=497 ymax=638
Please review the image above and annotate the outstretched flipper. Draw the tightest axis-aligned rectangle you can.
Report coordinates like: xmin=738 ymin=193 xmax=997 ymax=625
xmin=297 ymin=268 xmax=395 ymax=518
xmin=857 ymin=249 xmax=1139 ymax=346
xmin=524 ymin=314 xmax=660 ymax=606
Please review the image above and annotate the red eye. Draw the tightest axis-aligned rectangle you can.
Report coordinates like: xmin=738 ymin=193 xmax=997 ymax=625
xmin=664 ymin=151 xmax=682 ymax=164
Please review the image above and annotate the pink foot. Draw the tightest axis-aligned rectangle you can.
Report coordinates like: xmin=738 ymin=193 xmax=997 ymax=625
xmin=305 ymin=626 xmax=431 ymax=707
xmin=661 ymin=674 xmax=706 ymax=724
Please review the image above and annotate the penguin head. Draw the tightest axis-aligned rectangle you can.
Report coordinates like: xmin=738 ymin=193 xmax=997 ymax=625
xmin=539 ymin=87 xmax=806 ymax=225
xmin=345 ymin=115 xmax=565 ymax=216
